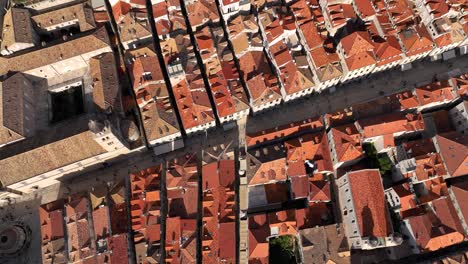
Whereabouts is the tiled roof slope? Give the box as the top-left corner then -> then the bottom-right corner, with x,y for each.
90,53 -> 123,113
32,3 -> 96,32
1,8 -> 35,53
0,27 -> 110,76
128,46 -> 181,142
409,197 -> 465,251
436,132 -> 468,177
347,169 -> 393,238
0,131 -> 106,186
0,72 -> 34,140
451,181 -> 468,226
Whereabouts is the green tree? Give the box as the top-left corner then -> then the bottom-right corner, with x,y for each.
269,235 -> 297,264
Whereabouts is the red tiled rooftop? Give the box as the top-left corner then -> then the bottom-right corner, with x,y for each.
246,116 -> 323,147
295,202 -> 331,230
130,55 -> 164,90
408,197 -> 464,251
66,194 -> 89,222
399,26 -> 434,57
354,0 -> 376,18
285,132 -> 333,172
110,204 -> 128,234
92,207 -> 110,240
108,234 -> 129,264
309,180 -> 331,202
202,160 -> 235,191
418,176 -> 449,204
330,124 -> 363,163
167,153 -> 198,188
436,132 -> 468,177
40,207 -> 65,242
263,182 -> 289,205
168,185 -> 198,218
451,181 -> 468,224
290,175 -> 309,199
415,80 -> 456,106
347,169 -> 393,238
248,156 -> 287,185
172,78 -> 215,130
358,112 -> 425,138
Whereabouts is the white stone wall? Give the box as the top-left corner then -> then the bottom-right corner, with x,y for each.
449,101 -> 468,134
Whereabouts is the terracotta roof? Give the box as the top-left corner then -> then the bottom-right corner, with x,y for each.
90,53 -> 122,113
248,214 -> 269,264
374,36 -> 403,65
246,116 -> 323,147
165,217 -> 197,263
309,180 -> 331,202
0,131 -> 106,187
300,20 -> 324,49
416,152 -> 447,180
92,207 -> 110,240
117,14 -> 151,44
425,0 -> 450,18
358,112 -> 425,138
330,124 -> 363,163
451,181 -> 468,225
285,132 -> 333,172
409,197 -> 464,251
392,183 -> 416,213
399,26 -> 434,57
290,175 -> 309,199
166,153 -> 198,188
436,132 -> 468,177
0,27 -> 111,76
40,206 -> 65,242
325,3 -> 356,28
451,74 -> 468,96
32,3 -> 96,32
168,184 -> 198,218
415,80 -> 456,106
110,204 -> 128,234
202,160 -> 235,191
195,27 -> 244,119
107,234 -> 129,264
299,225 -> 350,264
172,77 -> 215,131
238,51 -> 281,104
1,8 -> 35,53
130,55 -> 165,89
42,238 -> 67,264
417,176 -> 449,204
347,169 -> 393,238
354,0 -> 376,18
0,72 -> 34,139
296,202 -> 331,229
111,0 -> 131,22
218,222 -> 236,260
247,145 -> 287,185
185,0 -> 219,29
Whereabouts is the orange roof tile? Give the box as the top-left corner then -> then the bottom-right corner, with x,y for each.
330,124 -> 363,163
358,112 -> 425,138
408,197 -> 464,251
347,169 -> 393,238
415,80 -> 456,106
246,116 -> 324,147
436,132 -> 468,177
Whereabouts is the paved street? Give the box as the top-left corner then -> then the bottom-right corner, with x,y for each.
246,54 -> 468,134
